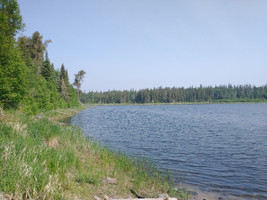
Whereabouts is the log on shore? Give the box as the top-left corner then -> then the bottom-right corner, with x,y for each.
94,194 -> 177,200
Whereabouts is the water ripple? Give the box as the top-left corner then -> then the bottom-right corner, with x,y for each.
71,103 -> 267,200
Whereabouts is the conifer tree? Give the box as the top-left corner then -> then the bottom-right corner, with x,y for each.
41,51 -> 52,80
59,64 -> 70,101
59,75 -> 67,101
73,70 -> 86,98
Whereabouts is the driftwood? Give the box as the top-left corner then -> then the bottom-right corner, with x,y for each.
94,194 -> 177,200
94,196 -> 102,200
55,111 -> 73,116
0,192 -> 12,200
100,177 -> 117,184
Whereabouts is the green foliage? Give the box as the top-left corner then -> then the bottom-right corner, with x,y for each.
0,0 -> 76,112
0,47 -> 27,108
0,116 -> 77,199
0,0 -> 27,108
73,70 -> 86,97
17,36 -> 33,66
60,64 -> 69,85
81,84 -> 267,104
17,31 -> 52,75
1,0 -> 185,199
67,85 -> 80,107
0,0 -> 24,39
28,31 -> 49,72
41,51 -> 52,80
59,64 -> 69,101
57,64 -> 80,107
0,0 -> 80,114
75,174 -> 99,185
19,59 -> 79,114
21,73 -> 68,115
0,109 -> 189,199
0,38 -> 27,109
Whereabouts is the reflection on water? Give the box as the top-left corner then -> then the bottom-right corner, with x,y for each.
71,103 -> 267,200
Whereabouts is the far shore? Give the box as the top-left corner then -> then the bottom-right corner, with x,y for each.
85,100 -> 267,107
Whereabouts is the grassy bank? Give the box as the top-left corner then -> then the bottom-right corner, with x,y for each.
0,107 -> 189,200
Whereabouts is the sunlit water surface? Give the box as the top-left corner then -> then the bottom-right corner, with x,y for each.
71,104 -> 267,200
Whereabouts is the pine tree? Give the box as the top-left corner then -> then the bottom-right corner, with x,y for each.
59,64 -> 70,101
41,51 -> 52,80
59,76 -> 67,101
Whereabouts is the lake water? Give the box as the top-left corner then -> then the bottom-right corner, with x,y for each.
71,103 -> 267,200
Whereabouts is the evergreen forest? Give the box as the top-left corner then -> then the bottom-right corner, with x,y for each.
0,0 -> 81,114
1,0 -> 266,112
81,84 -> 267,104
0,1 -> 266,199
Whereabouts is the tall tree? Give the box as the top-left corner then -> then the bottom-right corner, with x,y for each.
41,51 -> 52,80
60,64 -> 69,85
59,64 -> 69,101
18,31 -> 51,74
59,75 -> 67,101
73,70 -> 86,98
0,0 -> 24,39
17,36 -> 32,65
0,0 -> 26,108
28,31 -> 51,73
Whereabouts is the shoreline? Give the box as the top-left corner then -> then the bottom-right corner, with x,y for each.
69,105 -> 264,200
1,107 -> 189,199
44,107 -> 190,199
85,101 -> 267,107
68,107 -> 225,200
180,184 -> 237,200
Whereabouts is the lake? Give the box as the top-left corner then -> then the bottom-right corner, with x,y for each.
71,103 -> 267,200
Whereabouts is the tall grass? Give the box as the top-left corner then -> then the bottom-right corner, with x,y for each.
0,109 -> 189,200
0,115 -> 77,199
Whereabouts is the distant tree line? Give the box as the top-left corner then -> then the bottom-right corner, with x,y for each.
80,84 -> 267,104
0,0 -> 84,114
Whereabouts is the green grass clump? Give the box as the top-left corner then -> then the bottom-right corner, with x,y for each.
0,108 -> 189,200
75,173 -> 99,185
0,115 -> 78,199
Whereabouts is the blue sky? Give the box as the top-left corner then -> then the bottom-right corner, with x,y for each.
18,0 -> 267,92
